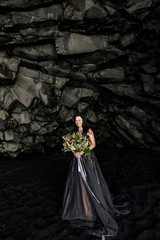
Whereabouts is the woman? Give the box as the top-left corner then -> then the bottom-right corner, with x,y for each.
61,113 -> 131,238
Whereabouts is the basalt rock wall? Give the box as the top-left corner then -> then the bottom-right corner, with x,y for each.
0,0 -> 160,157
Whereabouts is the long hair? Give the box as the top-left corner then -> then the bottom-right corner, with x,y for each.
73,112 -> 89,135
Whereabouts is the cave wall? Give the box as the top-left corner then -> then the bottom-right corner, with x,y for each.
0,0 -> 160,157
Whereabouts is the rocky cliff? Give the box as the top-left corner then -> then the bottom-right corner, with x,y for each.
0,0 -> 160,157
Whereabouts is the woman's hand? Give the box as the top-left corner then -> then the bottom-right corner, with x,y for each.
74,152 -> 80,158
74,151 -> 84,158
79,151 -> 84,156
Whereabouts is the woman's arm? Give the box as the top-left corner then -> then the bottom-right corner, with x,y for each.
87,128 -> 96,150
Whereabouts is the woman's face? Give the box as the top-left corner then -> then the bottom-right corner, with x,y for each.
75,116 -> 83,128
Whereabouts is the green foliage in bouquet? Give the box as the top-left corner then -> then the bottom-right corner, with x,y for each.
62,132 -> 90,155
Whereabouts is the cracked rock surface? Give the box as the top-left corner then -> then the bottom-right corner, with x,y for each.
0,0 -> 160,157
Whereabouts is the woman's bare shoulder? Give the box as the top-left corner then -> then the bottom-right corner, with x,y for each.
87,128 -> 94,135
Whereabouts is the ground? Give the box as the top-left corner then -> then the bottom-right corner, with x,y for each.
0,146 -> 160,240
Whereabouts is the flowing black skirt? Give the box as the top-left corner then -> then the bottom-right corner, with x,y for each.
61,151 -> 131,238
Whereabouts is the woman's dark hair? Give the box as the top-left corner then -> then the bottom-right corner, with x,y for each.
73,112 -> 89,135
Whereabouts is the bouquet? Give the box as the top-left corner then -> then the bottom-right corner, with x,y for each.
62,132 -> 90,155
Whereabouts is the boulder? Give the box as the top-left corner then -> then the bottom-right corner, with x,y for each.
3,142 -> 22,152
0,131 -> 3,140
3,93 -> 18,111
11,4 -> 62,26
0,86 -> 6,101
86,109 -> 97,123
95,67 -> 125,81
60,88 -> 80,108
30,122 -> 41,132
60,87 -> 95,108
55,33 -> 108,55
4,130 -> 21,142
77,102 -> 89,112
12,111 -> 31,124
126,0 -> 153,14
0,0 -> 54,8
85,3 -> 108,20
0,55 -> 20,85
0,120 -> 5,131
121,33 -> 136,47
0,26 -> 58,46
0,110 -> 8,120
10,44 -> 57,61
69,0 -> 85,11
142,60 -> 158,73
140,74 -> 155,95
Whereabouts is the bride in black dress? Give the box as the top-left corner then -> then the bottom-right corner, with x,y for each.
61,113 -> 131,238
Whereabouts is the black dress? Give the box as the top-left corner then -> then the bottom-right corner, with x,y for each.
61,150 -> 131,238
